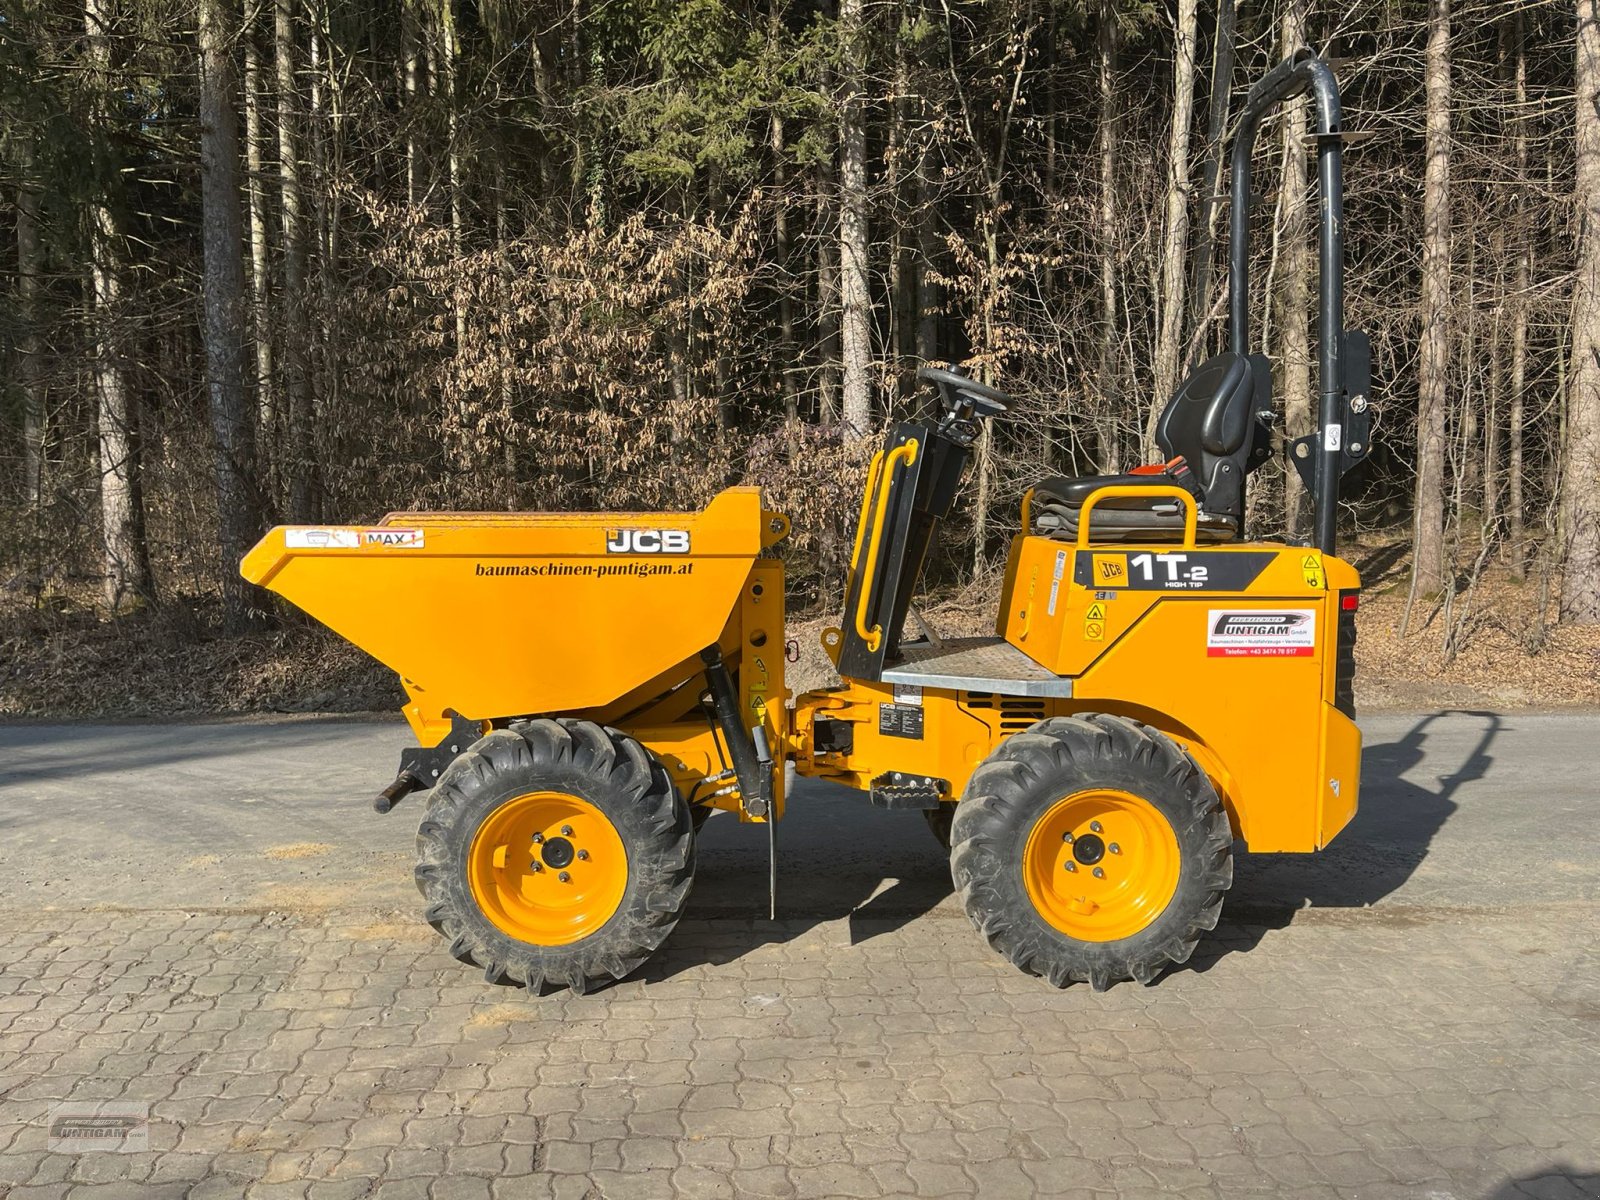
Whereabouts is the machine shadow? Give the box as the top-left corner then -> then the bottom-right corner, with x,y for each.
638,710 -> 1502,988
1180,709 -> 1502,978
1481,1166 -> 1600,1199
645,777 -> 957,982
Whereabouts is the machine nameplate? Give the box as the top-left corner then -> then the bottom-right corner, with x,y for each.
879,703 -> 925,739
1075,550 -> 1274,592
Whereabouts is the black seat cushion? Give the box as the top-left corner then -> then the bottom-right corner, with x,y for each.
1030,351 -> 1256,542
1033,472 -> 1193,508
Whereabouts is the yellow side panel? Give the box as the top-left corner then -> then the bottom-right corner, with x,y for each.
240,487 -> 765,720
1069,599 -> 1325,851
1317,705 -> 1362,846
993,535 -> 1363,853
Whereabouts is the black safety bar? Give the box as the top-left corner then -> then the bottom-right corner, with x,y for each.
1229,49 -> 1346,555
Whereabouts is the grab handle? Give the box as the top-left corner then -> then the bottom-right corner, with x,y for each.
854,438 -> 919,651
1075,485 -> 1198,549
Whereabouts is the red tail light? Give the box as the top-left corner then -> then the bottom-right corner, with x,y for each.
1341,593 -> 1360,611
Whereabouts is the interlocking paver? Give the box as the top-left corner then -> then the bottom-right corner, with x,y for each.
5,717 -> 1600,1197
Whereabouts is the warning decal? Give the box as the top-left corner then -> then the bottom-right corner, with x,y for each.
1206,609 -> 1317,658
285,528 -> 360,550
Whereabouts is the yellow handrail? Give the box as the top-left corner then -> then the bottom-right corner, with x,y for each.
854,438 -> 920,651
1019,486 -> 1036,533
850,450 -> 886,571
1075,484 -> 1199,548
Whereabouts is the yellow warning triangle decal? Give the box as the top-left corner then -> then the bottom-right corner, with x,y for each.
1086,603 -> 1106,621
1301,553 -> 1320,569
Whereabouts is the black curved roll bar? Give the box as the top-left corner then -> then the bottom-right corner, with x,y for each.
1229,50 -> 1350,556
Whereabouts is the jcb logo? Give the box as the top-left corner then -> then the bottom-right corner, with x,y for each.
606,528 -> 690,554
1092,554 -> 1128,586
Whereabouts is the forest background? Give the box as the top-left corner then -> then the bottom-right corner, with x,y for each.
3,0 -> 1599,716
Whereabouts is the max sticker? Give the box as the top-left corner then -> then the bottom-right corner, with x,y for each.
1206,609 -> 1316,657
364,528 -> 424,548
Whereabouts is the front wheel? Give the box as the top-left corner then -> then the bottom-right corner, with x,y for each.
950,714 -> 1233,990
414,719 -> 694,995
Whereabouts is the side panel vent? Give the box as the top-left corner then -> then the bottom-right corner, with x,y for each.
1335,591 -> 1358,718
999,698 -> 1046,731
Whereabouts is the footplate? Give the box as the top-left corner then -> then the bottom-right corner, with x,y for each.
868,772 -> 949,810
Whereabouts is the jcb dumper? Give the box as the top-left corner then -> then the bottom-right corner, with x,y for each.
243,52 -> 1369,993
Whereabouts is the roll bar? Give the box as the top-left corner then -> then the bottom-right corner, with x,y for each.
1228,50 -> 1351,556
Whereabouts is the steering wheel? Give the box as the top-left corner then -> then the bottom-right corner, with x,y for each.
916,366 -> 1012,419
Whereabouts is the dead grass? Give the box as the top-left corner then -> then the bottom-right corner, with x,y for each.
0,586 -> 401,719
4,538 -> 1596,720
1349,537 -> 1600,710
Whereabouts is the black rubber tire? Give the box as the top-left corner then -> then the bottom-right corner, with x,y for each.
414,719 -> 694,995
923,805 -> 955,850
949,713 -> 1233,991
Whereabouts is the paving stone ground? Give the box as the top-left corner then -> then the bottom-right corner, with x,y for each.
1,712 -> 1597,1198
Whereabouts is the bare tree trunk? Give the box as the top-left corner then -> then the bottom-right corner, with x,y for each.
1562,0 -> 1600,621
1413,0 -> 1452,594
84,0 -> 153,612
1485,227 -> 1503,536
1277,0 -> 1311,538
200,0 -> 264,631
275,0 -> 316,519
242,1 -> 275,509
16,139 -> 44,509
915,139 -> 939,368
1096,0 -> 1121,474
817,154 -> 841,424
1508,8 -> 1530,579
436,0 -> 466,354
771,107 -> 799,443
1150,0 -> 1198,446
1187,0 -> 1234,348
839,0 -> 872,436
403,0 -> 421,205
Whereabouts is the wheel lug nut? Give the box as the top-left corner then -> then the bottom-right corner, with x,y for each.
1109,843 -> 1121,854
1090,821 -> 1103,833
1092,867 -> 1105,879
531,832 -> 544,844
1064,861 -> 1077,872
561,826 -> 574,837
529,861 -> 542,872
558,871 -> 571,883
577,849 -> 590,861
1061,832 -> 1074,843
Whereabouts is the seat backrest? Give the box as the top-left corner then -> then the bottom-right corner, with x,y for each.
1154,351 -> 1256,522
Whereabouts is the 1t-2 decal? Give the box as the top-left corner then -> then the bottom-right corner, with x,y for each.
1129,553 -> 1208,588
1073,550 -> 1275,592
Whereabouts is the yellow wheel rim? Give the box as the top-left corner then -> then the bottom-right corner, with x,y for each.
1022,789 -> 1181,942
467,791 -> 628,946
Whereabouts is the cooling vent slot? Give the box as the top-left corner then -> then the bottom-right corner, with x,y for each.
999,698 -> 1047,731
963,692 -> 1046,730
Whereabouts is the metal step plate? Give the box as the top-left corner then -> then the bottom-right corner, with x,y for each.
879,637 -> 1074,698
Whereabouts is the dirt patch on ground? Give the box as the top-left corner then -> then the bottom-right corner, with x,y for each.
264,842 -> 335,861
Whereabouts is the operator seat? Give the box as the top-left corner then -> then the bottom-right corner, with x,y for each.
1032,351 -> 1271,542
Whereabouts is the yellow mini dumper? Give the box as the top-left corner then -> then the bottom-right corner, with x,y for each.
243,52 -> 1369,993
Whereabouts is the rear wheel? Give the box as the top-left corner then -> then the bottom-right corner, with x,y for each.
950,714 -> 1232,990
415,719 -> 693,994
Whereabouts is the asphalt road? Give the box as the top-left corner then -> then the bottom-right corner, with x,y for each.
0,709 -> 1594,922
